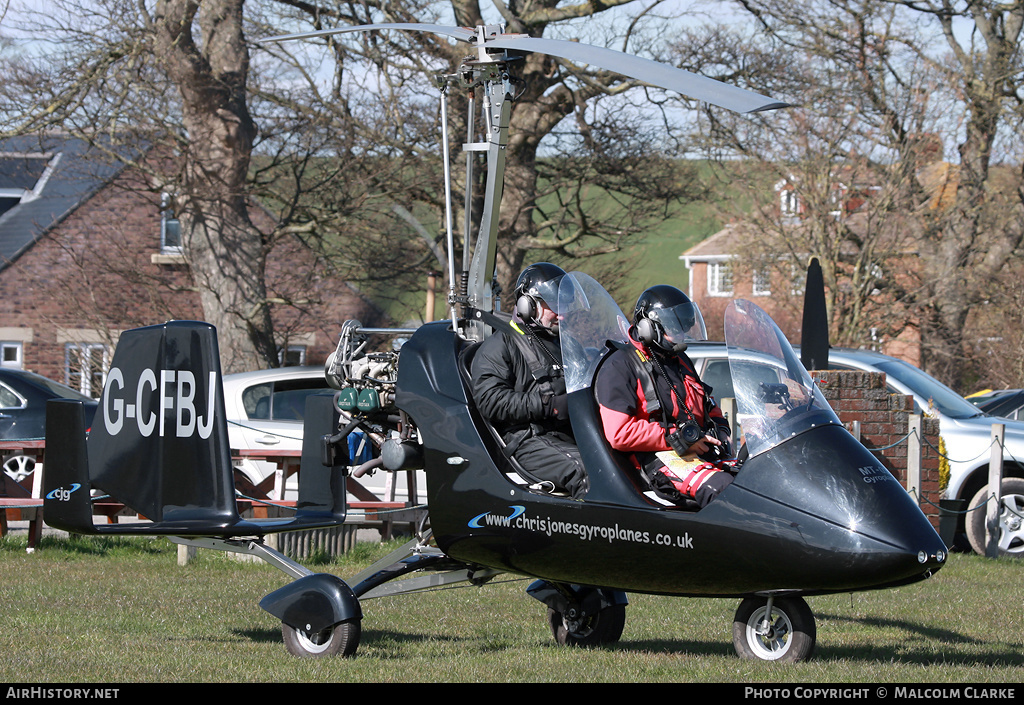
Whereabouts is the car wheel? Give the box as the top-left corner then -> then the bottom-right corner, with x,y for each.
966,478 -> 1024,558
2,454 -> 35,484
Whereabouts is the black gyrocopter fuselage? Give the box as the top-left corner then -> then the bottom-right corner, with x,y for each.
395,274 -> 945,599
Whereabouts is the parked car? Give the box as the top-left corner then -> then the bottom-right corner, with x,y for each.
221,366 -> 419,503
1,368 -> 99,483
970,389 -> 1024,421
684,342 -> 1024,556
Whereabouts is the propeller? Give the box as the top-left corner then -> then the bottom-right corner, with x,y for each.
800,257 -> 829,371
261,23 -> 789,114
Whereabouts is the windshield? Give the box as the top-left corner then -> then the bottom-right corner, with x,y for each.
868,358 -> 983,420
725,299 -> 841,457
557,272 -> 631,393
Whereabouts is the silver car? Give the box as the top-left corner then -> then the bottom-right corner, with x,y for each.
685,342 -> 1024,557
222,366 -> 420,504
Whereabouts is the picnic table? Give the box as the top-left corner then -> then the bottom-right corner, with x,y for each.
233,448 -> 426,539
0,440 -> 45,548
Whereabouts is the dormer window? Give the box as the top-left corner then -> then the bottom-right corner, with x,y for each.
0,151 -> 57,216
780,188 -> 799,217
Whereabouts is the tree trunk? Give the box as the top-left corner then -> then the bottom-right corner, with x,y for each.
153,0 -> 277,372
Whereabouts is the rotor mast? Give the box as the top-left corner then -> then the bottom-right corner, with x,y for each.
436,25 -> 522,340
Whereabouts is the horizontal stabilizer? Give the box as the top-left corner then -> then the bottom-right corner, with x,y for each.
42,320 -> 348,537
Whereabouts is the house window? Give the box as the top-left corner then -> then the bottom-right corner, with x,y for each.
64,343 -> 108,398
780,188 -> 799,217
708,261 -> 734,297
1,341 -> 23,369
752,266 -> 772,297
160,192 -> 182,254
790,262 -> 807,297
279,346 -> 307,367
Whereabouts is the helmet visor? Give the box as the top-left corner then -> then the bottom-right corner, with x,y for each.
524,276 -> 565,314
649,302 -> 707,344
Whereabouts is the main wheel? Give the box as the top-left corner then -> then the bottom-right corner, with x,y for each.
547,604 -> 626,647
733,596 -> 816,663
281,619 -> 361,658
966,478 -> 1024,558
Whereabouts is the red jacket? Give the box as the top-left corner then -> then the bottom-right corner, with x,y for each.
594,338 -> 728,456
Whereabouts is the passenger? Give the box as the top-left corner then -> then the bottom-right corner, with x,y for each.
470,263 -> 588,498
594,285 -> 733,507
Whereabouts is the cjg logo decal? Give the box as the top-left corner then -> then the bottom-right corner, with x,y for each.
469,505 -> 525,528
46,483 -> 82,502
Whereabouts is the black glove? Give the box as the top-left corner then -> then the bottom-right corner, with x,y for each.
549,394 -> 569,418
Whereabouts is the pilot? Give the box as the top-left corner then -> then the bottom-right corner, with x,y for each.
471,262 -> 587,498
594,285 -> 733,508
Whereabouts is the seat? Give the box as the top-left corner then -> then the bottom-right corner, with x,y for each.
456,340 -> 568,496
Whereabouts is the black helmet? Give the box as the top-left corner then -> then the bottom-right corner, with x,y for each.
514,262 -> 566,326
632,285 -> 707,354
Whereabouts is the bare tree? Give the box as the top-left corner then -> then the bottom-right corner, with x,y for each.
264,0 -> 712,297
684,0 -> 1024,390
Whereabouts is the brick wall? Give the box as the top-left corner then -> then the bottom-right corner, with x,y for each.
814,369 -> 943,530
1,164 -> 387,381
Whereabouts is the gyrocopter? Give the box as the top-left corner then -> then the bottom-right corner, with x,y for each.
41,22 -> 946,664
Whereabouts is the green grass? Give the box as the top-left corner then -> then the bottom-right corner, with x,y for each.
1,534 -> 1021,683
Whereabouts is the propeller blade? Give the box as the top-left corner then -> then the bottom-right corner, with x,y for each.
488,36 -> 788,113
800,257 -> 829,371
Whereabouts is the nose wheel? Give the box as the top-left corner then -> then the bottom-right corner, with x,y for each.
733,595 -> 816,662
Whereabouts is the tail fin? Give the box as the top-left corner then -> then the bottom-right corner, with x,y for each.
43,320 -> 348,536
42,399 -> 96,534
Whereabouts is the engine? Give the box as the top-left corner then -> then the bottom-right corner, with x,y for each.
323,320 -> 420,473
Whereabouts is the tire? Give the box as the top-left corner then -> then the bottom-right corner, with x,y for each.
966,478 -> 1024,558
547,604 -> 626,647
733,596 -> 816,663
281,619 -> 361,658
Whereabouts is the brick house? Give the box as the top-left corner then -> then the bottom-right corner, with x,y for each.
0,133 -> 386,393
679,177 -> 923,367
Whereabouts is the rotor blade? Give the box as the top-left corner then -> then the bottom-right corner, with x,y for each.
259,23 -> 477,45
488,36 -> 788,113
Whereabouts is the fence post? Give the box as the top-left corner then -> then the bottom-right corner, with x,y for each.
987,424 -> 1005,559
848,420 -> 861,441
907,413 -> 922,502
722,397 -> 737,447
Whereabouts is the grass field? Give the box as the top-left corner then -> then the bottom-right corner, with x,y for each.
1,533 -> 1021,684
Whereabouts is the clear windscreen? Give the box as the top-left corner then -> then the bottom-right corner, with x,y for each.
557,272 -> 631,394
725,299 -> 841,457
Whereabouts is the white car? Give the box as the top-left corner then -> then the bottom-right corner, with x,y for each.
685,342 -> 1024,557
222,366 -> 413,503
